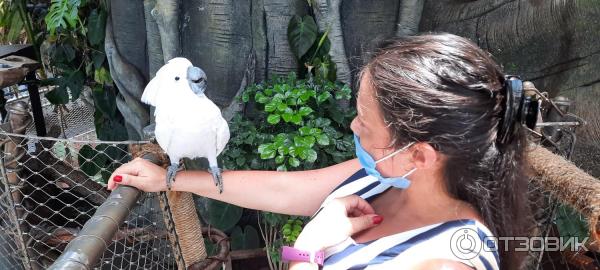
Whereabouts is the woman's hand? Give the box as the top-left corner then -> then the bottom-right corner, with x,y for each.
293,195 -> 383,252
106,157 -> 168,192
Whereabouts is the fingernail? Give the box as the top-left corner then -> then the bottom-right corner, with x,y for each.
372,215 -> 383,225
114,175 -> 122,183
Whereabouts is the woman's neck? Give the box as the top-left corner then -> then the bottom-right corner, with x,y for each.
351,172 -> 481,243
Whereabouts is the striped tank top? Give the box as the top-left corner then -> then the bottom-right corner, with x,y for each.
313,169 -> 500,270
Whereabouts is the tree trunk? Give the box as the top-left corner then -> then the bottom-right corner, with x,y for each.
312,0 -> 351,85
109,0 -> 149,81
341,0 -> 400,85
396,0 -> 425,37
181,0 -> 253,107
144,0 -> 164,79
263,1 -> 308,77
105,15 -> 150,140
152,0 -> 181,62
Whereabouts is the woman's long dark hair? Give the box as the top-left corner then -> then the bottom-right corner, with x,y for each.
365,33 -> 531,269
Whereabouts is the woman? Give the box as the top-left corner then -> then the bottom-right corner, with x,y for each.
108,33 -> 531,269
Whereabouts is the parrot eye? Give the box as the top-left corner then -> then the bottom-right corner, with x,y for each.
175,76 -> 180,81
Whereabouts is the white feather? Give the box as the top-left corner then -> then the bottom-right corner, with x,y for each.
141,57 -> 230,167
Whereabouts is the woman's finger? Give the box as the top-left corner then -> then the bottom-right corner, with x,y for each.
347,214 -> 381,235
107,159 -> 148,190
337,195 -> 376,216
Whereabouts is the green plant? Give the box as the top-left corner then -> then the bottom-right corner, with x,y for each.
258,211 -> 289,270
220,72 -> 355,268
282,217 -> 304,244
288,15 -> 336,82
223,72 -> 354,172
0,0 -> 37,45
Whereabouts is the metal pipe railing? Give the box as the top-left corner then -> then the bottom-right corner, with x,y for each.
48,153 -> 159,270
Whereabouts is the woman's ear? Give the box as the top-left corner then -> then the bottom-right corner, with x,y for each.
411,143 -> 440,170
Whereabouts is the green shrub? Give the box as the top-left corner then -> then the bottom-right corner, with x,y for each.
222,72 -> 355,172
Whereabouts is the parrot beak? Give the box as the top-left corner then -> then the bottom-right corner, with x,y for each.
187,66 -> 207,96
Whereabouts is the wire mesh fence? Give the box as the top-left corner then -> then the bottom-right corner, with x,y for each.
0,86 -> 178,269
0,132 -> 177,269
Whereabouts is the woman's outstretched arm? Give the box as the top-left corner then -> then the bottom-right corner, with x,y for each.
107,158 -> 360,216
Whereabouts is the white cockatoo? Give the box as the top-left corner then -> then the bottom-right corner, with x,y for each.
141,57 -> 230,193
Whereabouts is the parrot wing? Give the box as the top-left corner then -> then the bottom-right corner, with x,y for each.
215,116 -> 230,156
153,106 -> 179,161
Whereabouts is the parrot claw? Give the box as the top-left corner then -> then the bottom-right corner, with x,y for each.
165,164 -> 180,190
209,166 -> 223,193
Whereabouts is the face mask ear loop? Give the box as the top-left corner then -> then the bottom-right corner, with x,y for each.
402,167 -> 417,178
374,142 -> 415,164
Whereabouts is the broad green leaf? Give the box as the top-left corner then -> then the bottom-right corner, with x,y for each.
265,102 -> 277,112
66,70 -> 85,100
267,114 -> 281,124
91,50 -> 105,69
306,149 -> 317,163
259,144 -> 276,159
94,67 -> 112,85
299,126 -> 311,136
299,106 -> 313,116
92,85 -> 116,118
302,30 -> 331,65
317,91 -> 331,103
45,86 -> 69,104
303,136 -> 316,147
291,114 -> 302,124
255,92 -> 269,103
287,15 -> 318,60
197,198 -> 243,232
94,116 -> 128,141
45,0 -> 82,35
282,112 -> 293,122
275,155 -> 285,164
288,157 -> 300,167
296,147 -> 308,159
230,225 -> 260,250
277,103 -> 288,111
87,9 -> 106,46
316,134 -> 329,146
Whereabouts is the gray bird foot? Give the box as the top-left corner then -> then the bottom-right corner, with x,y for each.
209,166 -> 223,193
165,164 -> 181,190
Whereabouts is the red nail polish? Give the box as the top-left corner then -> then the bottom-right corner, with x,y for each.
372,215 -> 383,225
114,175 -> 122,182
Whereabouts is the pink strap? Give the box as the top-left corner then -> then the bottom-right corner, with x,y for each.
281,246 -> 325,266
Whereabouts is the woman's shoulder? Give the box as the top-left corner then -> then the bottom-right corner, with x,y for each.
373,219 -> 500,270
323,219 -> 499,270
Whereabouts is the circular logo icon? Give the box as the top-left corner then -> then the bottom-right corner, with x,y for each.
450,228 -> 482,260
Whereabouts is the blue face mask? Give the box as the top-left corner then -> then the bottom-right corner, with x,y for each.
354,134 -> 416,189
